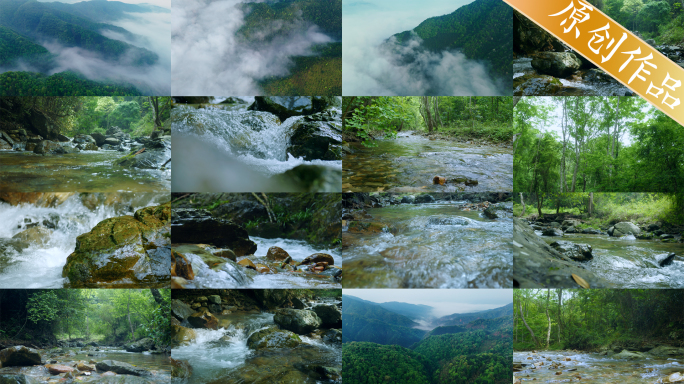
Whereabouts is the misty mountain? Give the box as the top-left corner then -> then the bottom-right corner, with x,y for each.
41,0 -> 169,23
389,0 -> 512,89
424,315 -> 513,338
377,301 -> 434,321
433,302 -> 513,327
0,24 -> 52,68
342,295 -> 426,347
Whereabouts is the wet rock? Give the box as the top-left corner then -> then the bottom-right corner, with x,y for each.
483,203 -> 513,219
401,195 -> 415,204
246,326 -> 302,350
614,350 -> 647,359
172,299 -> 195,322
274,309 -> 322,334
313,304 -> 341,327
549,241 -> 593,262
46,364 -> 74,374
171,250 -> 194,280
531,52 -> 581,77
248,96 -> 339,121
171,324 -> 197,346
561,219 -> 581,229
125,337 -> 154,352
33,140 -> 65,154
12,226 -> 52,247
114,138 -> 171,169
95,360 -> 150,376
170,358 -> 193,379
652,253 -> 676,267
78,143 -> 99,151
542,228 -> 563,237
611,222 -> 640,237
212,249 -> 237,261
77,362 -> 96,372
187,310 -> 218,330
0,374 -> 38,384
565,225 -> 578,233
300,253 -> 334,265
274,164 -> 342,192
73,134 -> 96,145
513,73 -> 562,96
514,10 -> 565,54
208,295 -> 221,304
414,194 -> 435,204
323,329 -> 342,344
237,258 -> 257,270
291,297 -> 305,309
287,120 -> 342,161
212,200 -> 267,223
171,209 -> 257,256
266,246 -> 290,261
90,132 -> 106,146
104,138 -> 121,146
0,346 -> 42,367
581,227 -> 601,234
61,203 -> 171,287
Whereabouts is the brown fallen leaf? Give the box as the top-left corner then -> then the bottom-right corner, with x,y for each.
572,273 -> 590,288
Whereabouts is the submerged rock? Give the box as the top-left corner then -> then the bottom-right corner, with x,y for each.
652,253 -> 676,267
549,241 -> 593,262
171,209 -> 257,256
95,360 -> 150,376
246,326 -> 302,350
483,203 -> 513,219
0,346 -> 41,367
170,324 -> 197,347
274,309 -> 322,334
170,358 -> 193,379
62,203 -> 171,287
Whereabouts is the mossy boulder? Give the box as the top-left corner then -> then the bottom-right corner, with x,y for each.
246,326 -> 301,350
0,346 -> 41,367
171,209 -> 257,256
273,309 -> 322,334
62,203 -> 171,287
513,73 -> 562,96
248,97 -> 339,121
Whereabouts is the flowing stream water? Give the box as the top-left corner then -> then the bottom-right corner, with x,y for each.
343,201 -> 513,288
539,232 -> 684,288
171,104 -> 342,191
514,350 -> 684,384
343,132 -> 513,192
0,193 -> 169,288
172,310 -> 341,384
176,237 -> 342,289
0,150 -> 170,192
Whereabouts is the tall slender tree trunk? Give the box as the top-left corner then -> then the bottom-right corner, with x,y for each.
520,303 -> 539,347
520,193 -> 526,217
546,290 -> 551,349
127,293 -> 134,340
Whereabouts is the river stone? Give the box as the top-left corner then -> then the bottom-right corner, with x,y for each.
513,73 -> 562,96
90,132 -> 106,146
46,364 -> 73,374
274,164 -> 342,192
12,226 -> 52,247
61,203 -> 171,287
612,222 -> 640,237
614,350 -> 647,359
114,138 -> 170,169
266,246 -> 290,261
33,140 -> 64,154
549,241 -> 593,262
95,360 -> 150,376
582,228 -> 601,234
400,195 -> 415,204
323,329 -> 342,344
187,310 -> 218,330
300,253 -> 334,265
565,226 -> 578,233
287,118 -> 342,161
542,228 -> 563,237
171,209 -> 257,256
414,194 -> 435,204
649,346 -> 684,357
0,375 -> 38,384
73,134 -> 96,145
212,249 -> 237,261
274,309 -> 322,334
561,219 -> 581,229
483,203 -> 513,219
0,346 -> 42,367
77,362 -> 96,371
171,324 -> 197,347
104,138 -> 121,146
514,10 -> 565,54
248,96 -> 338,121
171,250 -> 194,280
246,326 -> 302,350
531,52 -> 581,77
652,253 -> 676,267
125,337 -> 154,353
313,304 -> 341,326
208,295 -> 221,304
170,358 -> 193,379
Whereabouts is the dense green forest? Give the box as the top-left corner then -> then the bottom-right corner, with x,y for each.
0,96 -> 171,138
0,71 -> 143,96
514,96 -> 684,196
514,192 -> 684,226
0,289 -> 170,348
514,289 -> 684,351
342,296 -> 513,384
342,96 -> 514,145
587,0 -> 684,44
391,0 -> 512,89
0,25 -> 52,68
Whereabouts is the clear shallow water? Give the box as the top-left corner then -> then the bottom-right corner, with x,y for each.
0,151 -> 170,192
0,193 -> 169,288
342,132 -> 513,192
514,350 -> 684,384
172,311 -> 341,384
170,105 -> 342,181
540,233 -> 684,288
179,237 -> 342,289
343,202 -> 513,288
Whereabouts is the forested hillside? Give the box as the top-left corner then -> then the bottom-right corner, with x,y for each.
433,303 -> 514,326
0,71 -> 143,96
343,297 -> 513,384
587,0 -> 684,44
391,0 -> 512,88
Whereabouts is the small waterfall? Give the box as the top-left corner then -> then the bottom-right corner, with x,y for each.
0,193 -> 168,288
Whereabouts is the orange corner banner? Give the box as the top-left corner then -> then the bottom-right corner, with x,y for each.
507,0 -> 684,124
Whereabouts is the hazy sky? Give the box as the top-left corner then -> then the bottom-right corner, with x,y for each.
38,0 -> 170,9
345,289 -> 512,318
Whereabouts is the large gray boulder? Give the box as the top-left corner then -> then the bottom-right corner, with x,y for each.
313,304 -> 342,326
125,338 -> 154,353
531,52 -> 582,77
273,309 -> 322,334
483,202 -> 513,219
171,209 -> 256,256
614,350 -> 647,360
95,360 -> 150,376
611,222 -> 640,237
542,228 -> 563,237
549,241 -> 593,262
33,140 -> 64,155
171,299 -> 195,321
0,346 -> 41,367
287,113 -> 342,161
248,97 -> 339,121
246,326 -> 301,350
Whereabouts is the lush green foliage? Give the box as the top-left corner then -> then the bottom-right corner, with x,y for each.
343,296 -> 425,347
597,0 -> 683,41
392,0 -> 512,87
343,342 -> 433,384
70,96 -> 170,136
343,96 -> 514,145
0,71 -> 143,96
514,289 -> 684,351
0,25 -> 52,68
